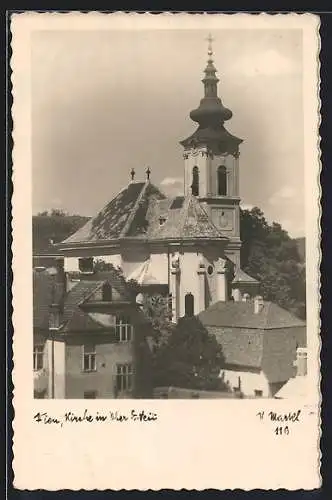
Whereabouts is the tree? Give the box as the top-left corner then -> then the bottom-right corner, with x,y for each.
33,212 -> 89,251
153,316 -> 229,391
240,207 -> 306,319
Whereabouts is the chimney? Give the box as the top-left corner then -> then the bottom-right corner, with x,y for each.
295,347 -> 307,377
242,293 -> 250,303
254,295 -> 264,314
55,257 -> 66,298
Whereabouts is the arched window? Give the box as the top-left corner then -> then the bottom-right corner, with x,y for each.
185,293 -> 194,317
102,282 -> 113,301
191,166 -> 199,196
217,165 -> 227,196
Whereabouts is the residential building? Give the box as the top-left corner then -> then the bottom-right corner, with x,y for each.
198,296 -> 306,397
33,261 -> 153,399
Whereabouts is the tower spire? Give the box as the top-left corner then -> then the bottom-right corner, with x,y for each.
180,34 -> 242,156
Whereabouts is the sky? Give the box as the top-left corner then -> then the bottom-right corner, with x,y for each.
32,28 -> 304,237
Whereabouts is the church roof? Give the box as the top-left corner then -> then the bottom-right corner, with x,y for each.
58,181 -> 227,247
232,268 -> 259,284
143,193 -> 227,240
61,181 -> 165,245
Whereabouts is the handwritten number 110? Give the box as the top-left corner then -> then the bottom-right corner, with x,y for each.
275,426 -> 289,436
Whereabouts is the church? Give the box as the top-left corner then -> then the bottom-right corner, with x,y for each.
56,36 -> 260,321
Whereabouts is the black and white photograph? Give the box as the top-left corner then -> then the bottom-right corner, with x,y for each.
11,12 -> 320,490
31,26 -> 310,400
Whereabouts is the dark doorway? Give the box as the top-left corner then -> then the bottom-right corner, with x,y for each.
185,293 -> 194,316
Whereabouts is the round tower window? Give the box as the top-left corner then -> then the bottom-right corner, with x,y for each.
207,265 -> 214,275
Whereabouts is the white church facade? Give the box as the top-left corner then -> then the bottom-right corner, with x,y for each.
56,38 -> 259,321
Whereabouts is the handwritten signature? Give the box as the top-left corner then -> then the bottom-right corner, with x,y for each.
256,409 -> 301,436
257,410 -> 301,423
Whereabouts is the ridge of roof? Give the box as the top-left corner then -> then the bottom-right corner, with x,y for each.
119,181 -> 150,237
59,181 -> 147,245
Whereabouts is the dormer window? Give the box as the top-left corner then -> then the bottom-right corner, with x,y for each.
78,257 -> 94,273
102,282 -> 113,301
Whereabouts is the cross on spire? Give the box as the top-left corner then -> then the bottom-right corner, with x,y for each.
146,167 -> 151,181
206,33 -> 214,58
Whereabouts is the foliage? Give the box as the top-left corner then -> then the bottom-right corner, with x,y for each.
153,316 -> 229,391
240,207 -> 306,319
33,212 -> 89,251
141,294 -> 174,350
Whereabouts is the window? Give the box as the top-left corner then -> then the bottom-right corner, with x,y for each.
217,165 -> 227,196
115,315 -> 133,342
83,344 -> 96,372
185,293 -> 194,317
34,390 -> 46,399
254,390 -> 263,397
84,391 -> 97,399
116,364 -> 133,393
102,282 -> 113,301
191,166 -> 199,196
78,257 -> 94,273
207,265 -> 214,275
33,344 -> 44,371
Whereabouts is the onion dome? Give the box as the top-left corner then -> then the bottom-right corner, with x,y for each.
180,34 -> 242,155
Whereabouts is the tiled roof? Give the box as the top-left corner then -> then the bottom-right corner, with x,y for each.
198,300 -> 305,330
58,181 -> 226,245
33,265 -> 134,333
144,193 -> 227,240
200,300 -> 306,383
207,326 -> 263,368
61,182 -> 151,244
61,281 -> 104,332
232,268 -> 259,284
67,269 -> 133,301
207,324 -> 302,382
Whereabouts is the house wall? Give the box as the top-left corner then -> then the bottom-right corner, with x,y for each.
262,326 -> 306,384
220,367 -> 270,397
149,252 -> 169,284
64,254 -> 122,273
176,251 -> 201,316
46,338 -> 66,398
33,332 -> 49,397
65,333 -> 134,399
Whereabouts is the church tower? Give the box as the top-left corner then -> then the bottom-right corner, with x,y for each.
180,35 -> 242,270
